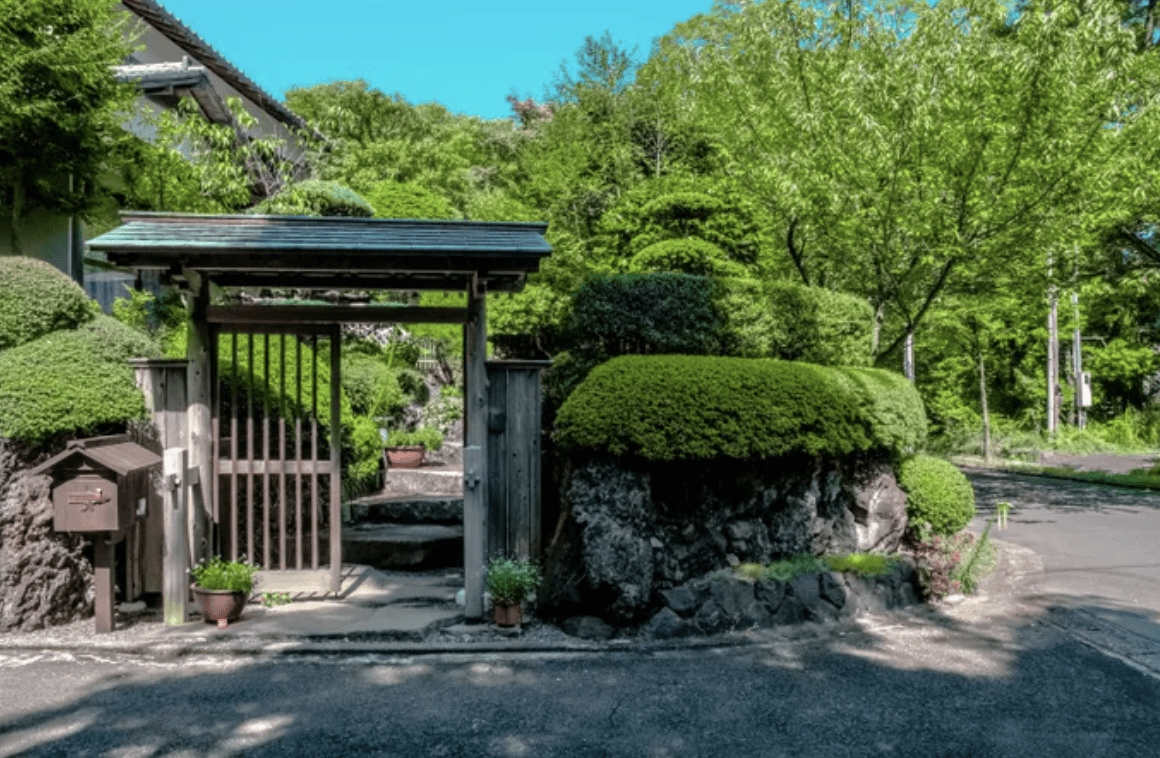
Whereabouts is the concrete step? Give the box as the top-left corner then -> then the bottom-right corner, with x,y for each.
383,466 -> 463,497
348,494 -> 463,525
341,523 -> 463,570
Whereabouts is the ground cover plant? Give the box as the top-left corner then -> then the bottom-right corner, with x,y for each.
908,522 -> 998,599
732,552 -> 901,583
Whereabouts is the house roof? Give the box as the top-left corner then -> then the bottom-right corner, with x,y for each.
114,61 -> 233,124
121,0 -> 308,132
87,212 -> 553,292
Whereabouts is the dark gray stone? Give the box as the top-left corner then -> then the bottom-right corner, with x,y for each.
847,460 -> 909,552
755,580 -> 786,614
562,615 -> 616,640
0,440 -> 93,632
819,572 -> 848,609
642,607 -> 694,640
694,600 -> 728,635
660,586 -> 700,618
787,574 -> 821,607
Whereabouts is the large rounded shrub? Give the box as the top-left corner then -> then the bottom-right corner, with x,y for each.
0,315 -> 160,446
0,256 -> 95,351
342,352 -> 405,418
896,455 -> 976,536
365,181 -> 458,220
628,238 -> 749,278
555,355 -> 925,461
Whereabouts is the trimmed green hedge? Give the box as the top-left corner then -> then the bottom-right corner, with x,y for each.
628,238 -> 749,278
0,256 -> 96,351
342,352 -> 405,419
897,454 -> 976,536
0,316 -> 160,445
766,282 -> 874,367
554,355 -> 926,461
250,180 -> 374,217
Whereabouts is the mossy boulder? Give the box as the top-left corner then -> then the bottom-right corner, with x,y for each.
0,256 -> 96,352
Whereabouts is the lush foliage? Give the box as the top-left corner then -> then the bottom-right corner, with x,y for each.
0,256 -> 96,351
766,283 -> 874,367
385,426 -> 444,451
909,522 -> 997,599
342,352 -> 406,419
365,181 -> 459,220
897,455 -> 977,536
555,355 -> 925,461
485,557 -> 542,603
0,315 -> 160,446
111,287 -> 187,358
250,179 -> 374,217
628,237 -> 748,278
190,556 -> 260,593
0,0 -> 135,252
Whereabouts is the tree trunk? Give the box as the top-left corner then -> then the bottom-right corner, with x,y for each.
903,330 -> 915,382
871,302 -> 885,355
10,172 -> 25,256
979,352 -> 991,464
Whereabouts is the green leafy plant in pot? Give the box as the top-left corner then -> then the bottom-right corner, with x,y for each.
485,556 -> 541,627
190,557 -> 259,624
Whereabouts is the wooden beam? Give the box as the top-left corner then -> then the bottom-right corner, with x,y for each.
463,274 -> 488,621
207,305 -> 469,325
329,326 -> 342,595
163,447 -> 190,626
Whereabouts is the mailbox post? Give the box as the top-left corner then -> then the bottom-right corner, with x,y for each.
31,435 -> 161,633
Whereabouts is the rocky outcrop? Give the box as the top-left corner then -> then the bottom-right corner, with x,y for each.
641,560 -> 920,639
541,453 -> 909,625
0,439 -> 93,632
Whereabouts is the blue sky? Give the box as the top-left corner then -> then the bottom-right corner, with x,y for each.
152,0 -> 715,122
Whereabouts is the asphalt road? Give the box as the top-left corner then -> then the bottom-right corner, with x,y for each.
4,472 -> 1160,757
965,470 -> 1160,614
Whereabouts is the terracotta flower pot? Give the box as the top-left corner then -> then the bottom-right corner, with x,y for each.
493,600 -> 522,627
191,584 -> 248,623
385,445 -> 425,469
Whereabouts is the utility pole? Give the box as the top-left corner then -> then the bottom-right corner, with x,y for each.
1072,292 -> 1085,430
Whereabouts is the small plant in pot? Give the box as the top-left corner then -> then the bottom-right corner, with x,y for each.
383,426 -> 444,468
190,557 -> 259,624
485,556 -> 541,627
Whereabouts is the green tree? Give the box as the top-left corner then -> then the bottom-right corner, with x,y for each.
0,0 -> 135,252
661,0 -> 1160,365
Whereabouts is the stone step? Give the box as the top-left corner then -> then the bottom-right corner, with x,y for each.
348,494 -> 463,525
383,466 -> 463,497
341,523 -> 463,570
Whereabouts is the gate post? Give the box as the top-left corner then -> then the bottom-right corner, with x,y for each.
463,275 -> 488,620
185,272 -> 214,567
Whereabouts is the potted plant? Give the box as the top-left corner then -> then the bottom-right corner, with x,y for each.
485,556 -> 541,627
190,556 -> 259,624
383,426 -> 444,469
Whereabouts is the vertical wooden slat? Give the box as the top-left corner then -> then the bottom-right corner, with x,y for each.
211,328 -> 220,555
247,333 -> 254,564
295,337 -> 303,569
230,333 -> 238,562
263,333 -> 271,570
329,328 -> 342,594
486,365 -> 506,558
310,335 -> 319,570
509,369 -> 531,559
530,368 -> 543,559
279,334 -> 287,570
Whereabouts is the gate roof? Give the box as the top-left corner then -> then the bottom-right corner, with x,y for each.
87,212 -> 552,292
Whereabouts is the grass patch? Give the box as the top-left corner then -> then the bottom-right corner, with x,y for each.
949,455 -> 1160,492
733,552 -> 900,583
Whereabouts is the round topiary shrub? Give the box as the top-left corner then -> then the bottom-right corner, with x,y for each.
342,352 -> 405,418
250,180 -> 375,217
896,454 -> 976,536
628,238 -> 749,278
0,256 -> 96,352
365,181 -> 458,220
0,315 -> 161,446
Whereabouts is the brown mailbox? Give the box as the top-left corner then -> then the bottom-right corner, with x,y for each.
31,434 -> 161,633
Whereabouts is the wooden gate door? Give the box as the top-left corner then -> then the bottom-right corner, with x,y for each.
485,360 -> 550,560
212,325 -> 343,594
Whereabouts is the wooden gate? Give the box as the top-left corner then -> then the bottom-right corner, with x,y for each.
486,360 -> 550,560
212,325 -> 343,593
